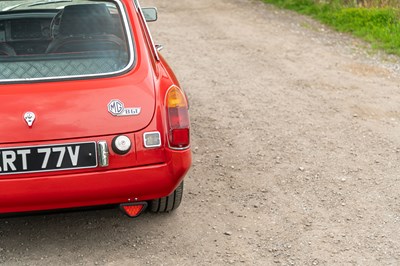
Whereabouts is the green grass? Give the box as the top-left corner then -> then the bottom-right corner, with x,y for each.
263,0 -> 400,56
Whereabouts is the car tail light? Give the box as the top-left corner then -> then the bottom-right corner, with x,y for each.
166,85 -> 190,149
120,202 -> 147,218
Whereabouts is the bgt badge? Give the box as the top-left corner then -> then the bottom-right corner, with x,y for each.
108,99 -> 141,117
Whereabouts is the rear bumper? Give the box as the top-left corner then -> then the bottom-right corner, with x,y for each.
0,149 -> 191,214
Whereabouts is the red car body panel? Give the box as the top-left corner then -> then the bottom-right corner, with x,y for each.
0,0 -> 191,214
0,149 -> 191,214
0,75 -> 156,143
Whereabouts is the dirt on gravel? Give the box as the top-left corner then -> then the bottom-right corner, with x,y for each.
1,0 -> 400,265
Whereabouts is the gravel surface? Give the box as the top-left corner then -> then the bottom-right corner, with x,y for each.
1,0 -> 400,265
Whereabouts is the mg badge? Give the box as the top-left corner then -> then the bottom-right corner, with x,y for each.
108,99 -> 125,115
108,99 -> 141,117
24,112 -> 36,127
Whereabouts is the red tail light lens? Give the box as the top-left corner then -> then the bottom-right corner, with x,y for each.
166,86 -> 190,149
171,128 -> 190,147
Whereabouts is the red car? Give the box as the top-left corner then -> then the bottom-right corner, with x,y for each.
0,0 -> 191,217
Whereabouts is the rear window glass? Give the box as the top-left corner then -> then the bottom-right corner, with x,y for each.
0,0 -> 133,82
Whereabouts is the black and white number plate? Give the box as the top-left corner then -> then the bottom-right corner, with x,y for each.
0,142 -> 97,175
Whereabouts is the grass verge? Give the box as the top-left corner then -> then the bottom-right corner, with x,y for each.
262,0 -> 400,56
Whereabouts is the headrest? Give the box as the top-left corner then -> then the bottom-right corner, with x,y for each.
59,4 -> 114,36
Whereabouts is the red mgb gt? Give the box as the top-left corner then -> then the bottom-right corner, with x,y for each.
0,0 -> 191,218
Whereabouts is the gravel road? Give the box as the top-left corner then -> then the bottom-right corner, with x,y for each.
1,0 -> 400,265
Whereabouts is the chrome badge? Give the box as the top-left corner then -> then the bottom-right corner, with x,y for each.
108,100 -> 141,117
23,111 -> 36,127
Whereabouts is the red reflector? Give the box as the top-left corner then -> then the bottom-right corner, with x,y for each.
171,128 -> 190,148
120,203 -> 147,218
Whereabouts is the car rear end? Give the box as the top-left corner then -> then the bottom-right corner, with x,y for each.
0,0 -> 191,217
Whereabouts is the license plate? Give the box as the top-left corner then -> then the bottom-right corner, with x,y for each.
0,142 -> 97,175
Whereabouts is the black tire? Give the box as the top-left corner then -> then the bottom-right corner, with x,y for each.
149,182 -> 184,213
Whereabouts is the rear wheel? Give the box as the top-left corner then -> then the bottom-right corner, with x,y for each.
149,182 -> 184,213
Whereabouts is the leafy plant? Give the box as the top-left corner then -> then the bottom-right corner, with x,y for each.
263,0 -> 400,55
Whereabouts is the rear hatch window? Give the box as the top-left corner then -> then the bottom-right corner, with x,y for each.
0,0 -> 133,82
